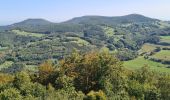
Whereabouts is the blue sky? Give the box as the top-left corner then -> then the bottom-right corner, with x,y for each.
0,0 -> 170,25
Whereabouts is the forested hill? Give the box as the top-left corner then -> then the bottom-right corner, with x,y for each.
13,19 -> 53,26
0,14 -> 160,33
64,14 -> 158,25
0,14 -> 170,67
0,14 -> 170,99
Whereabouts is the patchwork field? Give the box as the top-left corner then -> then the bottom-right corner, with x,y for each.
125,35 -> 170,73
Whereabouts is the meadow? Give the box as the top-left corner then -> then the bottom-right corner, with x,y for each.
160,36 -> 170,43
124,56 -> 170,73
12,30 -> 45,37
151,50 -> 170,61
125,35 -> 170,74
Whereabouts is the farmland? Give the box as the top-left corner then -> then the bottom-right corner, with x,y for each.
125,35 -> 170,73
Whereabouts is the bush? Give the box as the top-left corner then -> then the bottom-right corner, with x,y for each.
84,90 -> 107,100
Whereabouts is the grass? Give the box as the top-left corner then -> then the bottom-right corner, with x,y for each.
151,50 -> 170,61
124,56 -> 170,73
0,61 -> 14,70
160,36 -> 170,43
12,30 -> 45,37
139,43 -> 170,55
138,43 -> 157,54
131,42 -> 170,74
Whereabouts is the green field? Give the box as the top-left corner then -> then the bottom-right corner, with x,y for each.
160,36 -> 170,43
151,50 -> 170,61
125,36 -> 170,74
124,56 -> 170,73
12,30 -> 45,37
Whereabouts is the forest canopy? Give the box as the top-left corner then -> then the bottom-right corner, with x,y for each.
0,50 -> 169,100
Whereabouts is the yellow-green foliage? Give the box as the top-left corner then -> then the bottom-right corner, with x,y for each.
85,90 -> 107,100
12,30 -> 44,37
0,61 -> 14,70
102,26 -> 114,37
0,73 -> 14,84
67,37 -> 90,46
0,88 -> 22,100
38,60 -> 55,85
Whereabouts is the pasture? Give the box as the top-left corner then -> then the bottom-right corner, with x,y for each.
124,56 -> 170,73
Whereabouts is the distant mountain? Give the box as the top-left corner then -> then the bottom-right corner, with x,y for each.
12,19 -> 53,26
0,14 -> 164,33
0,19 -> 55,33
64,14 -> 158,25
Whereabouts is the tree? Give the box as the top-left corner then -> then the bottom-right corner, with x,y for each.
58,50 -> 128,99
157,75 -> 170,100
13,71 -> 31,89
0,88 -> 22,100
0,73 -> 14,84
128,65 -> 161,99
38,60 -> 56,85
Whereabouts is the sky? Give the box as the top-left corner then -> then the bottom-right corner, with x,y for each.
0,0 -> 170,25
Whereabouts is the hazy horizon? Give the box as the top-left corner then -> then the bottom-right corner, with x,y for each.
1,0 -> 170,25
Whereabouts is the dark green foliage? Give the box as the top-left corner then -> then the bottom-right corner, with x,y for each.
116,48 -> 138,61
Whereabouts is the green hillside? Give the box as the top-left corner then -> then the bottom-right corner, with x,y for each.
0,14 -> 170,100
0,14 -> 170,73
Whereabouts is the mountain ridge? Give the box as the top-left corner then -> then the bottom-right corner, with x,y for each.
0,14 -> 160,27
63,14 -> 159,25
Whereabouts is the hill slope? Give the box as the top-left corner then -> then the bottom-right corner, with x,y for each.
0,14 -> 170,68
64,14 -> 158,25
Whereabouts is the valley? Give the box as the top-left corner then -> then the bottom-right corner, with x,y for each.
0,14 -> 170,73
0,14 -> 170,99
2,0 -> 170,99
